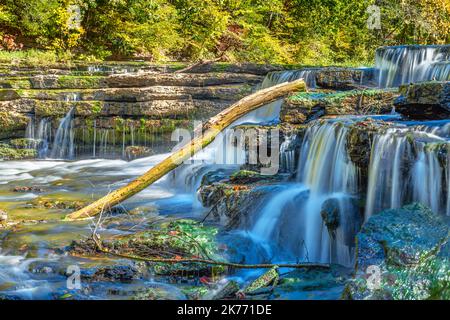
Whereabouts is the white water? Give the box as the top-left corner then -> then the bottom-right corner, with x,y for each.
248,121 -> 359,266
365,125 -> 450,218
50,107 -> 75,159
376,46 -> 450,87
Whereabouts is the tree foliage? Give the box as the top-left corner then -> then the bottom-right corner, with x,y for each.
0,0 -> 448,63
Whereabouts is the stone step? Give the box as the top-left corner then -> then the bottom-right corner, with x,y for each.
0,84 -> 252,102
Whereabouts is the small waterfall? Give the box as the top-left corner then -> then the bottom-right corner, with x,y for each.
242,69 -> 316,124
365,125 -> 450,218
280,134 -> 296,173
50,107 -> 75,159
25,117 -> 52,158
249,121 -> 359,266
375,45 -> 450,87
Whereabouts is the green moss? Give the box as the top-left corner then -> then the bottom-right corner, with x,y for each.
0,78 -> 32,89
0,146 -> 37,160
0,111 -> 29,131
9,138 -> 41,149
56,75 -> 104,89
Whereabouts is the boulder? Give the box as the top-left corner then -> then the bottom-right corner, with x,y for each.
343,203 -> 450,300
315,67 -> 376,90
320,198 -> 340,233
283,89 -> 397,124
394,81 -> 450,119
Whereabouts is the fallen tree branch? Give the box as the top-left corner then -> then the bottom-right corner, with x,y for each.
91,235 -> 329,270
65,79 -> 306,220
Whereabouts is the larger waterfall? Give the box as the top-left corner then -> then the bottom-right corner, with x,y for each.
376,45 -> 450,87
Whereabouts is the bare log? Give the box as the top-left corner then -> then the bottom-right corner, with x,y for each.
65,79 -> 306,220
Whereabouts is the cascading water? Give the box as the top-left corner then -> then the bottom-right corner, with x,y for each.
50,107 -> 75,159
248,121 -> 360,266
25,117 -> 52,158
244,69 -> 316,124
376,45 -> 450,87
365,124 -> 450,218
169,69 -> 314,194
280,134 -> 297,173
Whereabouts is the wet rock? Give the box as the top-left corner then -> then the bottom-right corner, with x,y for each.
0,145 -> 37,160
88,265 -> 141,282
28,197 -> 86,210
203,280 -> 240,300
321,198 -> 340,233
315,68 -> 376,90
9,138 -> 42,149
0,89 -> 20,101
283,89 -> 397,124
0,111 -> 29,139
229,170 -> 276,184
274,266 -> 351,300
394,81 -> 450,120
198,183 -> 283,229
243,267 -> 279,295
68,219 -> 225,278
13,186 -> 45,193
0,209 -> 8,224
343,203 -> 450,300
125,145 -> 152,160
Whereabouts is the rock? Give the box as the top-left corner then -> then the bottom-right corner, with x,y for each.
0,145 -> 37,160
106,72 -> 263,88
177,63 -> 284,75
68,219 -> 225,278
9,138 -> 42,149
0,209 -> 8,224
13,186 -> 45,193
125,146 -> 152,160
283,89 -> 397,123
198,183 -> 284,229
203,280 -> 240,300
243,267 -> 279,294
343,203 -> 450,300
315,67 -> 376,90
229,170 -> 276,184
28,197 -> 86,210
0,111 -> 29,139
88,265 -> 141,282
320,198 -> 340,234
0,89 -> 20,101
394,81 -> 450,120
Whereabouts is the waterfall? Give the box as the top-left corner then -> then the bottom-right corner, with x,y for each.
375,45 -> 450,87
365,125 -> 450,218
171,69 -> 315,193
25,117 -> 52,158
50,107 -> 75,159
242,69 -> 316,124
280,134 -> 296,173
249,121 -> 359,266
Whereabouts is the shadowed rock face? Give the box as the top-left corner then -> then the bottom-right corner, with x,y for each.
394,81 -> 450,120
343,203 -> 450,300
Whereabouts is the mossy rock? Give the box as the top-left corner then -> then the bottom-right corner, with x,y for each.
343,203 -> 450,300
69,219 -> 226,277
0,146 -> 37,160
0,89 -> 20,101
9,138 -> 42,149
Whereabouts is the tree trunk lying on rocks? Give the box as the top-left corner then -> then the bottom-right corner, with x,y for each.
65,79 -> 306,220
